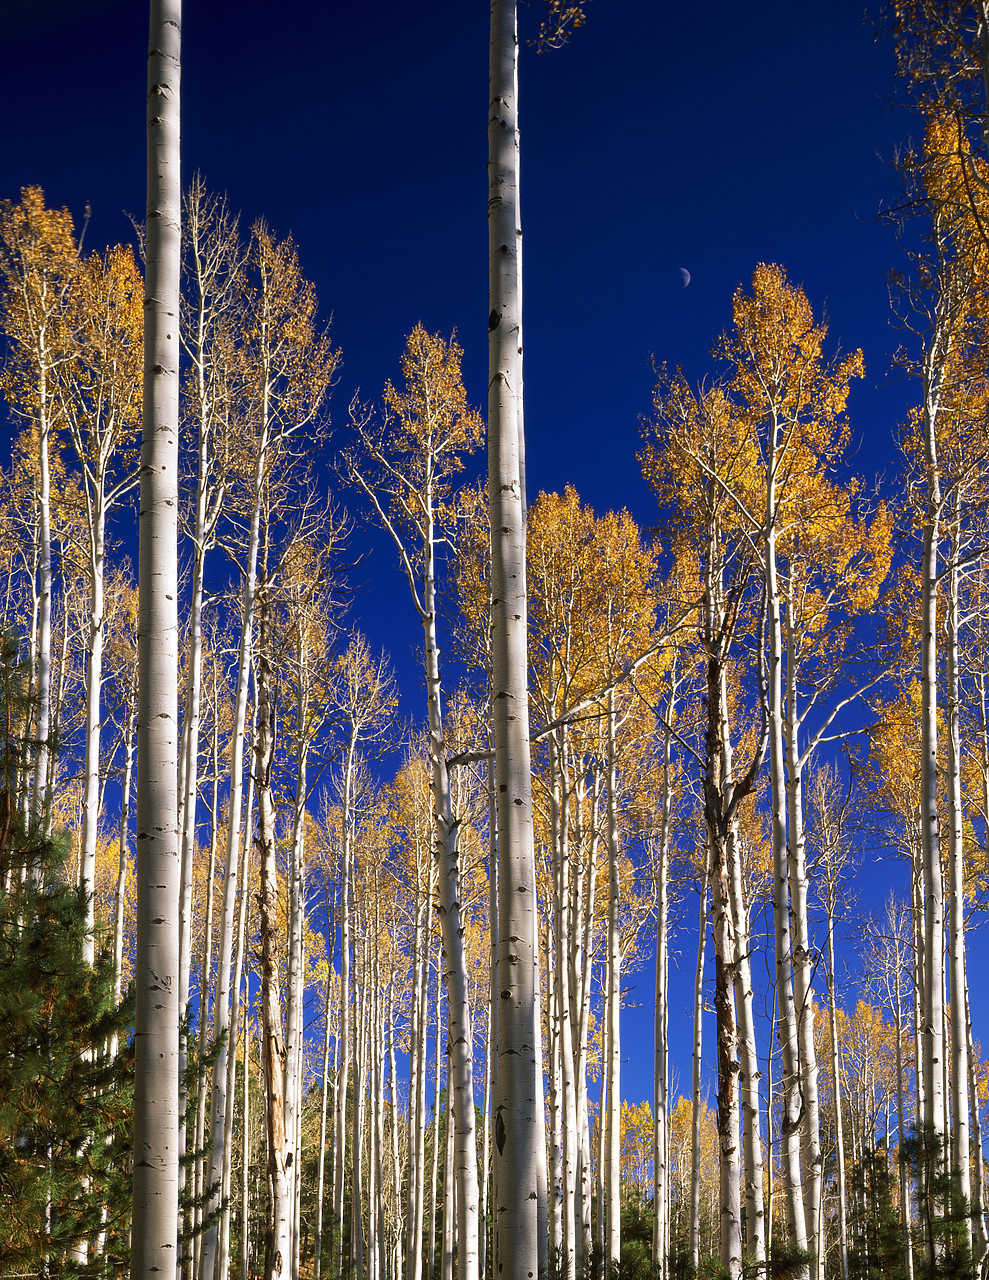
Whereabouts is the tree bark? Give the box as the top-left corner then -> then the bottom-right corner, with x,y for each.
255,616 -> 291,1280
488,1 -> 540,1274
945,505 -> 973,1230
690,861 -> 709,1275
132,5 -> 182,1279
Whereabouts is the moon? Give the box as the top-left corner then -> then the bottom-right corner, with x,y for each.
679,267 -> 691,288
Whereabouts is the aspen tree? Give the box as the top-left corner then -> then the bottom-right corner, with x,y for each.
131,3 -> 182,1279
652,657 -> 680,1280
890,8 -> 989,1220
176,180 -> 241,1039
392,755 -> 437,1280
253,586 -> 291,1279
714,266 -> 864,1275
200,224 -> 335,1280
597,511 -> 662,1273
275,538 -> 342,1272
527,489 -> 615,1276
62,244 -> 142,962
902,179 -> 965,1224
525,487 -> 669,1275
0,189 -> 78,833
809,767 -> 855,1280
346,327 -> 484,1280
643,378 -> 767,1280
312,814 -> 340,1280
108,586 -> 139,1004
324,637 -> 395,1272
488,2 -> 541,1268
689,857 -> 709,1273
865,897 -> 916,1280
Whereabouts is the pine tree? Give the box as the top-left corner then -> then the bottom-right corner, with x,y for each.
0,631 -> 135,1278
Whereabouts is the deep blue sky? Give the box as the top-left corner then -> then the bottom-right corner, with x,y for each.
1,0 -> 956,1109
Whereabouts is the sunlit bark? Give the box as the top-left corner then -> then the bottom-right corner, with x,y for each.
131,4 -> 182,1278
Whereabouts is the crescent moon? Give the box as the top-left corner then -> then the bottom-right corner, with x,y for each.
679,267 -> 691,287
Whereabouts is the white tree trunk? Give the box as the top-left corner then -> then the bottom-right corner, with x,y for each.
652,679 -> 674,1280
919,297 -> 947,1176
200,483 -> 262,1280
314,890 -> 334,1280
218,748 -> 256,1280
428,965 -> 443,1280
765,471 -> 808,1264
256,624 -> 292,1280
891,929 -> 914,1280
283,718 -> 310,1268
131,5 -> 182,1278
784,620 -> 821,1274
354,952 -> 368,1280
443,1068 -> 456,1280
965,977 -> 989,1267
825,888 -> 849,1280
79,505 -> 106,964
728,825 -> 765,1266
710,834 -> 742,1280
114,675 -> 137,1002
31,335 -> 53,835
192,670 -> 222,1280
488,1 -> 540,1274
421,504 -> 480,1280
335,740 -> 356,1278
945,512 -> 972,1227
690,862 -> 709,1275
604,696 -> 622,1271
388,976 -> 404,1280
408,859 -> 433,1280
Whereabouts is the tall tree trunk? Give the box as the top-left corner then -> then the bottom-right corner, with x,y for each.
710,828 -> 742,1280
546,910 -> 563,1262
421,496 -> 480,1280
576,782 -> 600,1268
354,950 -> 368,1280
388,976 -> 404,1280
201,493 -> 262,1280
919,288 -> 947,1190
765,479 -> 808,1266
335,738 -> 357,1279
701,504 -> 759,1280
132,5 -> 182,1279
314,889 -> 335,1280
442,1069 -> 456,1280
728,824 -> 765,1267
604,695 -> 622,1271
945,506 -> 972,1231
284,720 -> 310,1271
80,506 -> 107,963
31,343 -> 53,836
192,670 -> 222,1280
219,748 -> 256,1280
408,860 -> 433,1280
488,1 -> 539,1273
784,613 -> 821,1275
255,617 -> 291,1280
548,708 -> 578,1276
652,675 -> 675,1280
428,966 -> 443,1280
825,881 -> 849,1280
690,861 -> 709,1275
891,931 -> 914,1280
113,673 -> 137,1002
241,999 -> 252,1280
965,977 -> 989,1267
